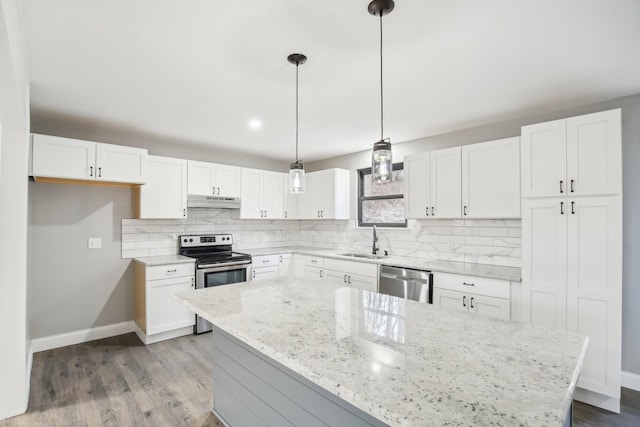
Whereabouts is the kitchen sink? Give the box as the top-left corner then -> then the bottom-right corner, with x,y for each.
339,252 -> 386,260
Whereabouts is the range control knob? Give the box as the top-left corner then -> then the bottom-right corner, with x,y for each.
189,238 -> 193,242
183,238 -> 187,243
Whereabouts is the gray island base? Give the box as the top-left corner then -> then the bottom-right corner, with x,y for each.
175,277 -> 588,426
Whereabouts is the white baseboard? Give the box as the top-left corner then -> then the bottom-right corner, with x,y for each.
622,370 -> 640,391
574,387 -> 620,413
133,323 -> 193,345
31,321 -> 136,353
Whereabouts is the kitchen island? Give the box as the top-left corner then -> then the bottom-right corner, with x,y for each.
175,277 -> 587,426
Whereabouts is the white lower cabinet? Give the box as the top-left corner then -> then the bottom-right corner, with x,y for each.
432,272 -> 510,320
134,261 -> 195,344
251,255 -> 280,281
278,253 -> 293,276
323,258 -> 378,293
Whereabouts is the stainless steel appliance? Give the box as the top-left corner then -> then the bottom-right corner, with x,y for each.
180,234 -> 252,334
379,265 -> 432,303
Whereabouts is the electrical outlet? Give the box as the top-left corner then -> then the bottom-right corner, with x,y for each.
88,237 -> 102,249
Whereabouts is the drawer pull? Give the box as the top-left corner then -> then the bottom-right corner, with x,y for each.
262,259 -> 269,263
167,269 -> 178,273
462,282 -> 475,286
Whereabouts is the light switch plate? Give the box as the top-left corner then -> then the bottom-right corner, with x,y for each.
88,237 -> 102,249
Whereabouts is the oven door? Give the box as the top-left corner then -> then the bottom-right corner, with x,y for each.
194,262 -> 251,334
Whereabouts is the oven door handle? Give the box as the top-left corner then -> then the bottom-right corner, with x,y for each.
197,260 -> 252,269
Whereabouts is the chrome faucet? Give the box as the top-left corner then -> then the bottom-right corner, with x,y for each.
372,225 -> 379,255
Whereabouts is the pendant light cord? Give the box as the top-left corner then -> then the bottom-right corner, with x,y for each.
295,62 -> 300,162
379,12 -> 384,142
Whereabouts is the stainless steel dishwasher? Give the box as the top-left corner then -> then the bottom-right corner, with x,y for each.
379,265 -> 433,304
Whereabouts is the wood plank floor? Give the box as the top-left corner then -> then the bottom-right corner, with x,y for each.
1,332 -> 638,426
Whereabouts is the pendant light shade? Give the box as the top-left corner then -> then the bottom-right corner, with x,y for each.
369,0 -> 395,184
288,53 -> 307,193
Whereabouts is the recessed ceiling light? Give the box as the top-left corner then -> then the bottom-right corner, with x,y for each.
248,119 -> 262,129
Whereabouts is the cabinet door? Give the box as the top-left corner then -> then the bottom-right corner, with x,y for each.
462,137 -> 520,218
430,147 -> 461,218
468,294 -> 510,320
521,119 -> 567,198
293,254 -> 306,278
278,254 -> 293,277
432,288 -> 468,313
566,196 -> 621,397
305,266 -> 324,282
566,109 -> 621,197
187,160 -> 215,195
347,274 -> 377,293
282,175 -> 299,220
261,171 -> 284,219
324,269 -> 348,286
95,143 -> 147,184
240,168 -> 262,219
215,164 -> 242,197
252,266 -> 279,281
139,156 -> 187,219
32,134 -> 96,180
147,276 -> 195,335
404,152 -> 431,219
521,198 -> 568,330
308,171 -> 330,219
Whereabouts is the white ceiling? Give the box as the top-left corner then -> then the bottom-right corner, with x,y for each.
23,0 -> 640,163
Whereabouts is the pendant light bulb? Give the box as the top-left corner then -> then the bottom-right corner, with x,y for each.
369,0 -> 395,184
288,53 -> 307,193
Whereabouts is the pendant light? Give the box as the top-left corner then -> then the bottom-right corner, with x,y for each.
288,53 -> 307,193
369,0 -> 395,184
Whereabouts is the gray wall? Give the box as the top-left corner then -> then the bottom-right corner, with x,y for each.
28,181 -> 135,338
310,93 -> 640,376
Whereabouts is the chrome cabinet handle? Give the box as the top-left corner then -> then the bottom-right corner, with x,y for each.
98,167 -> 102,177
344,274 -> 347,283
462,282 -> 475,287
463,206 -> 467,216
264,210 -> 267,218
571,201 -> 575,215
463,295 -> 467,307
183,208 -> 186,217
212,186 -> 215,195
431,206 -> 434,216
425,207 -> 429,216
470,297 -> 475,309
347,275 -> 351,284
90,166 -> 93,177
560,180 -> 564,194
560,201 -> 564,215
321,210 -> 324,218
217,187 -> 220,195
570,179 -> 575,193
260,210 -> 264,218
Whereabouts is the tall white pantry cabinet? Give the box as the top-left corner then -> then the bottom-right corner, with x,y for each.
520,109 -> 622,412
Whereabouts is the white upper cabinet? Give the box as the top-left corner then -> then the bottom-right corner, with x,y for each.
282,175 -> 299,220
404,152 -> 431,218
521,109 -> 621,198
405,148 -> 460,218
31,134 -> 147,184
187,160 -> 241,197
300,169 -> 350,220
461,137 -> 520,218
138,156 -> 188,219
430,147 -> 462,218
240,168 -> 283,219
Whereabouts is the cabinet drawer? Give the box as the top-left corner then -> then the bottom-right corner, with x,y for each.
433,272 -> 509,299
324,258 -> 377,278
252,254 -> 279,267
305,255 -> 324,268
146,263 -> 194,281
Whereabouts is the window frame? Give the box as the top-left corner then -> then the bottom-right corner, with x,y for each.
357,162 -> 407,228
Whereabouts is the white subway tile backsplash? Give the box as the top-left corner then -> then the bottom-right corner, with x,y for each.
121,209 -> 521,267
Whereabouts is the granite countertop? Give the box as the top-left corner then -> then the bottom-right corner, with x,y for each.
243,246 -> 522,282
175,277 -> 587,427
133,254 -> 195,266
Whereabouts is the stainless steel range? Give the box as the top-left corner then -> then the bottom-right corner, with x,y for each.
180,234 -> 252,334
